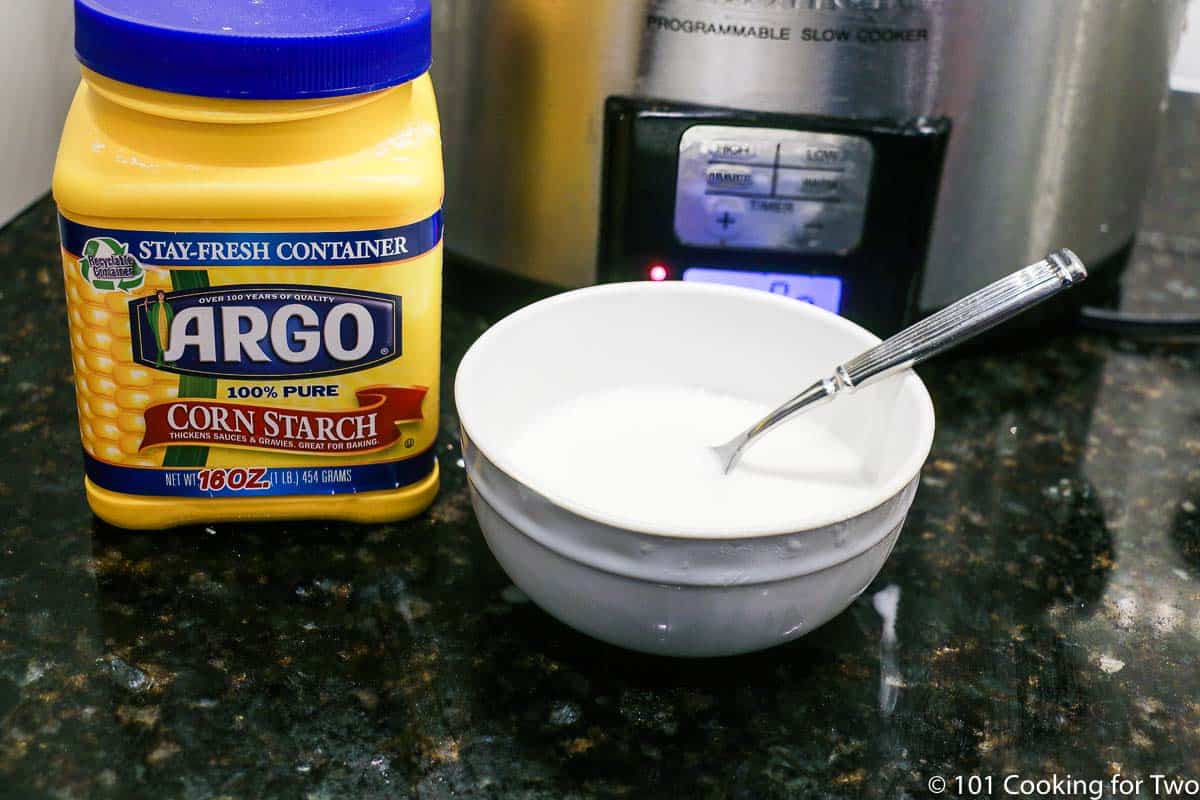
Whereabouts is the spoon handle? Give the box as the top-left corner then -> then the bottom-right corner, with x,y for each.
838,249 -> 1087,391
714,249 -> 1087,474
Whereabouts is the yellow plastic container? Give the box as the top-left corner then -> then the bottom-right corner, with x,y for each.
54,1 -> 442,529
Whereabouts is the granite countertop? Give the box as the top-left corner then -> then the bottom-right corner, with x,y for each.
2,95 -> 1199,800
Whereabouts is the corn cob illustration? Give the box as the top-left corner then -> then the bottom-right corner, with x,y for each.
62,256 -> 177,466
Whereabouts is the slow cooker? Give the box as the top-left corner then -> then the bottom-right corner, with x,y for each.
433,0 -> 1186,333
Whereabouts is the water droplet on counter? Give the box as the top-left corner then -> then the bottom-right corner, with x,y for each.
872,585 -> 901,645
873,585 -> 902,716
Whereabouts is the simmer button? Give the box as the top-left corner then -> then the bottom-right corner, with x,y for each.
704,164 -> 773,196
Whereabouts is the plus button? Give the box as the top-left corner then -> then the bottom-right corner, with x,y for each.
703,199 -> 745,239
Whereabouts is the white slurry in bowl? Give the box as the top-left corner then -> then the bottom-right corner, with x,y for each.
507,385 -> 882,532
457,282 -> 936,654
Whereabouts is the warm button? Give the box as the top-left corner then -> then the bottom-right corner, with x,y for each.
776,170 -> 843,199
704,164 -> 773,196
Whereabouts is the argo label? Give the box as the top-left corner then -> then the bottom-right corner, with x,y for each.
129,285 -> 401,379
59,213 -> 443,499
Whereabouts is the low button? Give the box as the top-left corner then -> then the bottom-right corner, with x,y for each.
704,164 -> 773,196
779,143 -> 848,169
776,170 -> 843,199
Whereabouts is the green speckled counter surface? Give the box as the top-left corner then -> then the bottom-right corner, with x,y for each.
2,96 -> 1199,800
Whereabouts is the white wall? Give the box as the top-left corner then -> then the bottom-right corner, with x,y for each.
0,0 -> 77,227
1172,0 -> 1200,93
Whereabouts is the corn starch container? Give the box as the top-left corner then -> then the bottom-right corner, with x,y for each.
53,0 -> 442,529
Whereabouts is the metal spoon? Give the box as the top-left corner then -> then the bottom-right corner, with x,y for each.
713,249 -> 1088,474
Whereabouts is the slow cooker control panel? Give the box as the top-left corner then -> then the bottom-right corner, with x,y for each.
599,97 -> 951,335
674,126 -> 874,254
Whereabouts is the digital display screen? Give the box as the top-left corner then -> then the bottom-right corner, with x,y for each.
682,268 -> 844,314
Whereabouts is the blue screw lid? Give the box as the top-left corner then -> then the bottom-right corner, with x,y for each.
74,0 -> 432,100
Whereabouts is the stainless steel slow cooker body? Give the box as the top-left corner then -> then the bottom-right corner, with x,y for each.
433,0 -> 1185,312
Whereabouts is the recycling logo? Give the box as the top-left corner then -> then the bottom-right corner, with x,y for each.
79,237 -> 144,292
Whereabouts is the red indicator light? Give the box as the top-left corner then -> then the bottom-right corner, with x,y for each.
648,264 -> 670,282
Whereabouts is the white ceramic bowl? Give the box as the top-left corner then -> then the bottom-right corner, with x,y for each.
456,282 -> 935,657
